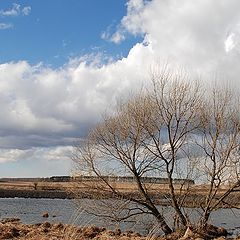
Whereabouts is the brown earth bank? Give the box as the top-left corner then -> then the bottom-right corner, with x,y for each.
0,218 -> 239,240
0,189 -> 72,199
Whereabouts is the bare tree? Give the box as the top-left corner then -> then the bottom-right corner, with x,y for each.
73,92 -> 173,234
196,86 -> 240,227
72,66 -> 204,234
144,67 -> 203,227
72,67 -> 240,236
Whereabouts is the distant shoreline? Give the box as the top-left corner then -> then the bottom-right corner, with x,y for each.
0,180 -> 239,208
0,189 -> 73,199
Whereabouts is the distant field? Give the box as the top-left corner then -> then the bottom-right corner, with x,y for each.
0,180 -> 238,194
0,180 -> 239,207
0,181 -> 72,191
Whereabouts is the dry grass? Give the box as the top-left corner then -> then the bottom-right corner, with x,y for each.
0,218 -> 238,240
0,180 -> 239,195
0,218 -> 145,240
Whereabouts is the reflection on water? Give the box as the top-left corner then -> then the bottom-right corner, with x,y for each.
0,198 -> 239,236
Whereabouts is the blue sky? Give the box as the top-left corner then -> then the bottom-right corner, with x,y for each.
0,0 -> 141,66
0,0 -> 240,177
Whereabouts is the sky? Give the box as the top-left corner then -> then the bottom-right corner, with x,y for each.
0,0 -> 240,177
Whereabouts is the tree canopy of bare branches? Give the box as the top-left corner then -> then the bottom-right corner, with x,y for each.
72,67 -> 240,235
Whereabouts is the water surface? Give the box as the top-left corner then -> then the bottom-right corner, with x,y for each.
0,198 -> 239,236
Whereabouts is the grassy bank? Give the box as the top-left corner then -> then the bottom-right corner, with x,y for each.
0,218 -> 239,240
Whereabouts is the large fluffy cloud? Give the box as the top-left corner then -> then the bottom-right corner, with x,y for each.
1,0 -> 240,176
0,44 -> 151,175
0,43 -> 152,151
114,0 -> 240,82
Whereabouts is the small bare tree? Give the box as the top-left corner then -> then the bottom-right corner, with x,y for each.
196,86 -> 240,227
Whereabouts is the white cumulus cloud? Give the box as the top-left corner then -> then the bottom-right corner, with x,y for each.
110,0 -> 240,78
0,43 -> 152,152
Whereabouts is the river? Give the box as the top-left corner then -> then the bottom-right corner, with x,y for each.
0,198 -> 239,236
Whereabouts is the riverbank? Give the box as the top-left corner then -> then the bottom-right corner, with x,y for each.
0,181 -> 239,209
0,189 -> 72,199
0,218 -> 239,240
0,218 -> 142,240
0,181 -> 74,199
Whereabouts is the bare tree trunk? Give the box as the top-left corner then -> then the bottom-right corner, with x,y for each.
154,210 -> 172,235
134,172 -> 172,234
168,176 -> 187,226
